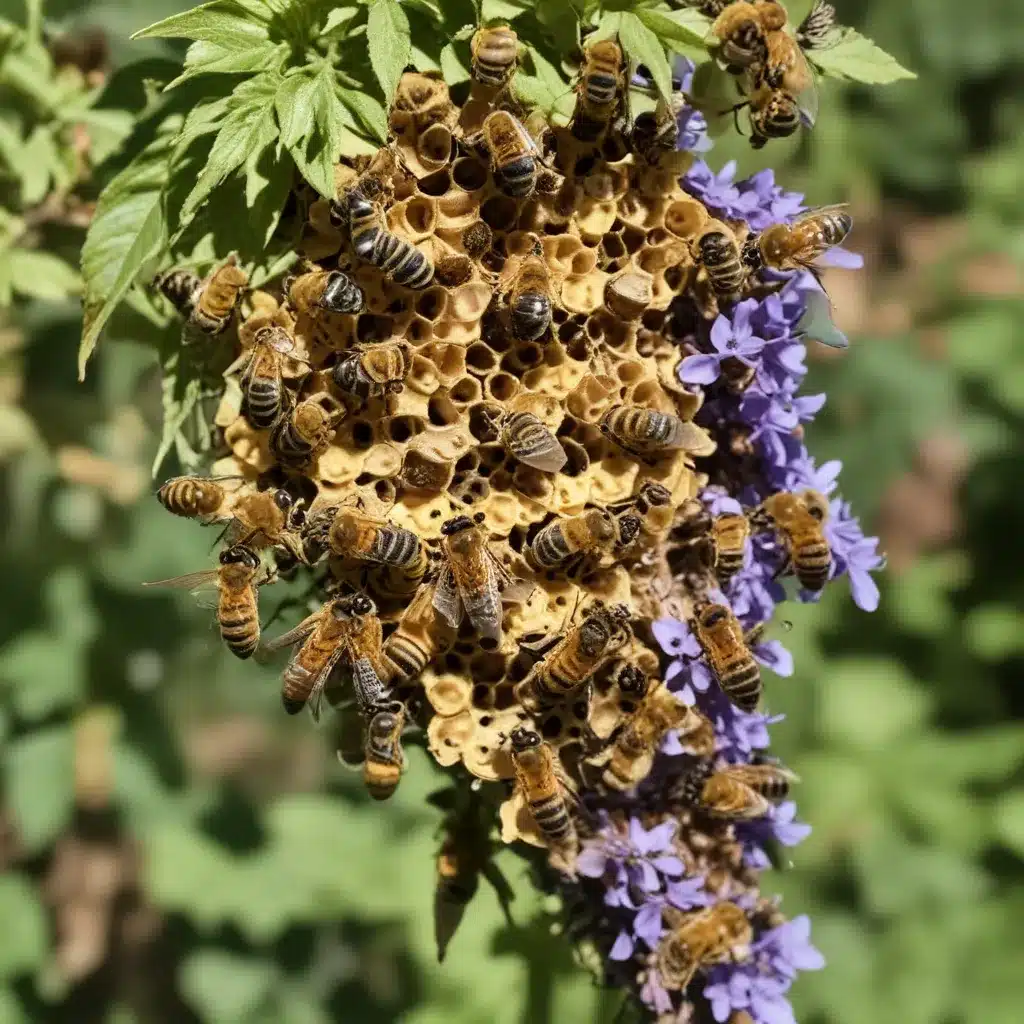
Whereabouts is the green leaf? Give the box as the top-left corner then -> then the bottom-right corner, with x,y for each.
368,0 -> 412,104
439,41 -> 471,86
181,951 -> 275,1023
6,249 -> 81,300
152,361 -> 203,477
336,87 -> 389,145
482,0 -> 527,19
514,50 -> 573,126
171,38 -> 285,87
275,71 -> 318,149
810,28 -> 916,85
79,123 -> 173,379
321,7 -> 360,38
636,8 -> 709,55
133,4 -> 270,46
964,604 -> 1024,661
245,141 -> 292,248
993,790 -> 1024,857
618,11 -> 671,99
0,631 -> 84,720
4,726 -> 75,853
0,875 -> 47,979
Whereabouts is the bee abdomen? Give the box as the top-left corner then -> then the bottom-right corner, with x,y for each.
495,155 -> 537,197
504,412 -> 564,470
715,550 -> 745,583
822,212 -> 854,245
364,766 -> 401,800
530,521 -> 572,567
371,526 -> 422,567
272,418 -> 312,462
795,543 -> 831,590
720,661 -> 761,711
528,794 -> 575,844
243,379 -> 282,429
371,232 -> 435,289
585,72 -> 618,107
510,292 -> 551,341
382,635 -> 429,682
321,271 -> 365,314
218,611 -> 259,660
158,270 -> 200,316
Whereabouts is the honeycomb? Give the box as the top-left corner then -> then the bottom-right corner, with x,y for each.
163,69 -> 757,866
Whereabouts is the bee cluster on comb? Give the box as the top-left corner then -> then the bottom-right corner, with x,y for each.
149,6 -> 883,1019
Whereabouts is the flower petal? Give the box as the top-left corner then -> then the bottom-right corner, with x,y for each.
679,353 -> 722,384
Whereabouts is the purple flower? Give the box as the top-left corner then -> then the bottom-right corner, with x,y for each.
652,618 -> 714,704
683,160 -> 761,222
736,168 -> 807,230
826,501 -> 884,611
680,301 -> 767,385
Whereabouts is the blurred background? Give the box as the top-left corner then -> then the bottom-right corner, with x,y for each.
1,1 -> 1023,1022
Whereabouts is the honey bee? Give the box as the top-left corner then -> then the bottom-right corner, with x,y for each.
796,0 -> 837,50
237,325 -> 297,430
631,482 -> 675,541
229,487 -> 308,563
691,602 -> 761,711
157,254 -> 248,335
711,512 -> 750,586
681,759 -> 796,818
382,581 -> 451,683
572,39 -> 627,142
527,508 -> 625,572
711,1 -> 786,71
753,489 -> 832,591
509,727 -> 578,861
600,404 -> 696,462
601,683 -> 714,790
142,545 -> 269,660
743,205 -> 852,274
264,592 -> 390,719
287,268 -> 366,316
271,394 -> 343,467
332,341 -> 412,401
743,84 -> 803,147
629,96 -> 679,164
362,700 -> 407,800
479,111 -> 540,198
519,603 -> 631,711
496,411 -> 566,473
507,254 -> 553,341
157,474 -> 237,522
696,227 -> 745,302
470,25 -> 519,88
346,189 -> 435,289
433,514 -> 533,647
328,506 -> 429,589
762,27 -> 813,93
656,902 -> 753,992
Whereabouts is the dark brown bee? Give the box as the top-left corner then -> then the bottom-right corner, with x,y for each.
697,227 -> 745,302
629,96 -> 679,164
362,700 -> 407,800
332,342 -> 412,401
497,411 -> 566,473
691,602 -> 762,712
679,760 -> 796,818
470,25 -> 518,88
327,506 -> 428,591
238,325 -> 296,430
158,254 -> 247,334
657,903 -> 753,991
143,545 -> 268,660
480,111 -> 539,198
288,268 -> 365,315
572,39 -> 627,142
270,395 -> 343,466
600,405 -> 699,461
743,205 -> 852,273
520,603 -> 631,711
508,255 -> 553,341
509,727 -> 578,864
527,508 -> 624,571
347,190 -> 434,289
264,592 -> 389,719
157,475 -> 235,522
753,489 -> 832,591
382,582 -> 452,683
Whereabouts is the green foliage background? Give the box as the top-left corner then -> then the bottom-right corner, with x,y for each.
0,1 -> 1022,1023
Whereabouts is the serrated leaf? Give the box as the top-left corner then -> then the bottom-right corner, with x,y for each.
321,7 -> 360,38
245,141 -> 292,247
79,124 -> 174,379
171,38 -> 285,87
0,875 -> 47,980
810,28 -> 916,85
618,12 -> 671,99
4,726 -> 75,853
6,249 -> 81,300
336,87 -> 388,144
275,71 -> 318,149
181,951 -> 275,1023
515,51 -> 573,126
636,9 -> 709,55
368,0 -> 411,104
133,5 -> 270,46
152,363 -> 203,477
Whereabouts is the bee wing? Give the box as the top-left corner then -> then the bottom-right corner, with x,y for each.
488,551 -> 535,606
142,570 -> 221,609
509,426 -> 567,473
793,51 -> 819,127
432,566 -> 464,630
349,656 -> 390,715
335,704 -> 367,769
728,762 -> 800,789
260,611 -> 322,653
702,774 -> 771,819
307,647 -> 347,724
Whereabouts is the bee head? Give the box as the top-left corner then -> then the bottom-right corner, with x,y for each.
440,515 -> 474,536
615,513 -> 642,547
343,593 -> 376,617
369,708 -> 400,735
220,546 -> 259,570
509,726 -> 540,752
639,482 -> 672,507
273,488 -> 294,511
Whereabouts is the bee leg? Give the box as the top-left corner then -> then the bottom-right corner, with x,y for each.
744,622 -> 767,647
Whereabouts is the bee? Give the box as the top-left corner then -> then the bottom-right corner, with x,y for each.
691,602 -> 762,712
796,0 -> 837,50
762,27 -> 814,93
631,482 -> 675,541
600,404 -> 695,462
519,603 -> 631,711
479,111 -> 540,198
507,254 -> 553,341
469,25 -> 519,88
382,581 -> 451,683
238,325 -> 297,430
328,507 -> 429,589
697,227 -> 745,302
601,680 -> 715,791
629,95 -> 679,164
656,902 -> 753,992
142,545 -> 268,660
433,514 -> 533,647
332,341 -> 412,401
264,592 -> 390,719
711,1 -> 787,71
157,255 -> 248,335
362,700 -> 407,800
753,489 -> 832,591
572,39 -> 627,142
287,268 -> 366,316
712,512 -> 750,586
346,189 -> 435,289
509,727 -> 578,861
742,84 -> 802,147
680,760 -> 796,819
496,411 -> 566,473
157,474 -> 236,521
527,508 -> 625,572
270,395 -> 343,467
229,487 -> 307,563
743,205 -> 852,274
